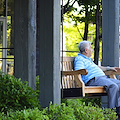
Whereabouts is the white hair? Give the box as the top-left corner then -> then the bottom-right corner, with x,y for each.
78,41 -> 91,53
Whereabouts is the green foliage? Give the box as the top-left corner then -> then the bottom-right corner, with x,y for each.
62,0 -> 102,61
0,101 -> 117,120
0,73 -> 117,119
0,108 -> 49,120
79,98 -> 101,107
7,16 -> 12,49
0,72 -> 40,113
66,99 -> 117,120
45,102 -> 76,120
63,0 -> 100,24
36,75 -> 39,91
36,75 -> 40,98
63,22 -> 96,57
0,103 -> 76,120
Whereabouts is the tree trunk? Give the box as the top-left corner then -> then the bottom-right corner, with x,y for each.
83,23 -> 88,40
83,6 -> 88,40
94,3 -> 100,64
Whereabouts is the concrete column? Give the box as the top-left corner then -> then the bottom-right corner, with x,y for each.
14,0 -> 36,90
37,0 -> 61,107
28,0 -> 36,90
102,0 -> 119,108
102,0 -> 119,67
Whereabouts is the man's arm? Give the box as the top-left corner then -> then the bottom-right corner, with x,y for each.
98,66 -> 118,72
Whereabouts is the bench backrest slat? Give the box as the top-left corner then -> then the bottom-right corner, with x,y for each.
61,57 -> 80,88
61,57 -> 75,71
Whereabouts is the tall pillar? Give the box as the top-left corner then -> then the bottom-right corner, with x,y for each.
102,0 -> 119,67
14,0 -> 36,90
102,0 -> 119,108
37,0 -> 61,107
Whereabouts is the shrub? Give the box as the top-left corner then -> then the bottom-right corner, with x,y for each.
0,73 -> 117,119
79,97 -> 101,107
45,103 -> 76,120
36,75 -> 39,91
0,102 -> 117,120
0,108 -> 49,120
0,103 -> 76,120
36,75 -> 40,98
66,99 -> 117,120
0,72 -> 40,113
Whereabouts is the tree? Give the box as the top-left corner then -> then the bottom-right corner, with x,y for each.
94,2 -> 102,64
61,0 -> 102,63
61,0 -> 99,39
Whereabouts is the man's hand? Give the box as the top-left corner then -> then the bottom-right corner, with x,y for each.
108,67 -> 118,72
113,67 -> 120,72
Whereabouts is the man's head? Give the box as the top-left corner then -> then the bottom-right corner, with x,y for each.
78,41 -> 93,57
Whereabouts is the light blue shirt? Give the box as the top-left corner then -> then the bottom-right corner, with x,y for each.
74,53 -> 105,84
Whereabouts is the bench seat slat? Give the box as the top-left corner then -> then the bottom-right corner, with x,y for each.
85,86 -> 106,93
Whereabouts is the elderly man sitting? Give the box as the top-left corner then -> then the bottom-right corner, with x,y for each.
74,41 -> 120,118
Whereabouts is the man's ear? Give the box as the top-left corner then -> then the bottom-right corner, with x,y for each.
84,48 -> 87,54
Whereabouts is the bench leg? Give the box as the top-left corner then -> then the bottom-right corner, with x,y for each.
101,96 -> 108,108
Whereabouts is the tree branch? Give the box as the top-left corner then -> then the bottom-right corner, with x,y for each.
61,0 -> 77,15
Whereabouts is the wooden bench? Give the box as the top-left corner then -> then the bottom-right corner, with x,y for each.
61,57 -> 120,99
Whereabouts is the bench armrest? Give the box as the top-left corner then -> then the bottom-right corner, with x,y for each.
104,68 -> 120,75
104,68 -> 120,79
61,69 -> 88,76
61,69 -> 87,91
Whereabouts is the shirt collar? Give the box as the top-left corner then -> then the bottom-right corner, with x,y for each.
78,53 -> 92,61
